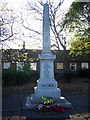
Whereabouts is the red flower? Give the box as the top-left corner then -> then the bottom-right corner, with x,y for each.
53,105 -> 65,112
59,106 -> 65,112
36,104 -> 65,112
44,106 -> 50,110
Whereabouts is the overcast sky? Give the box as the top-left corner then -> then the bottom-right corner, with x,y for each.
1,0 -> 75,49
7,0 -> 74,10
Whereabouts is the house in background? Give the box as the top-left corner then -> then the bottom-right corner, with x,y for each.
2,49 -> 90,74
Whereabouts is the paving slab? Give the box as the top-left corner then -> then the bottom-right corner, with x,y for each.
21,109 -> 70,119
2,111 -> 12,118
2,94 -> 89,119
2,95 -> 23,111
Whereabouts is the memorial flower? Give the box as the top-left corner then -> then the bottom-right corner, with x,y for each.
36,104 -> 43,110
35,96 -> 65,112
44,105 -> 65,112
41,96 -> 55,105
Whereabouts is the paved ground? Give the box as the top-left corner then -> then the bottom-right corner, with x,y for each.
2,94 -> 90,120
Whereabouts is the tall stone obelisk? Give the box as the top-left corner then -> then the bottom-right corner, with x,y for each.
26,3 -> 71,108
42,3 -> 51,54
33,3 -> 60,99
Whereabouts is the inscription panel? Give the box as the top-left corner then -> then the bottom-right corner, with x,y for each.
42,84 -> 54,87
44,63 -> 51,78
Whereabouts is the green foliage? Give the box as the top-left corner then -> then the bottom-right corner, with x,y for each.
55,73 -> 62,81
23,63 -> 30,72
2,69 -> 39,86
64,1 -> 90,56
79,69 -> 90,78
63,71 -> 79,83
55,69 -> 90,83
69,35 -> 90,56
64,2 -> 89,30
41,96 -> 55,105
55,71 -> 79,83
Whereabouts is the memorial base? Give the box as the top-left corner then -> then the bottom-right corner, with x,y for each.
25,95 -> 72,109
25,79 -> 72,109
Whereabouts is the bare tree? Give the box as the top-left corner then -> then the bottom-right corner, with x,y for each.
0,2 -> 14,48
0,1 -> 24,49
21,0 -> 68,51
0,0 -> 70,50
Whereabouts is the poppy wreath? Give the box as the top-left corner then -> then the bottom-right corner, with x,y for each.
35,104 -> 65,112
44,105 -> 65,112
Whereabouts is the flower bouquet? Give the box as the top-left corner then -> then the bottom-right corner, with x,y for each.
35,96 -> 65,112
41,96 -> 55,105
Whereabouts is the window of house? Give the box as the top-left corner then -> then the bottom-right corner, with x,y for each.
4,63 -> 10,69
81,62 -> 88,69
16,62 -> 24,71
70,63 -> 76,71
57,63 -> 63,69
30,63 -> 37,71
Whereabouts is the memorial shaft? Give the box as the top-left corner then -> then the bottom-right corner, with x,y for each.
43,3 -> 51,54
